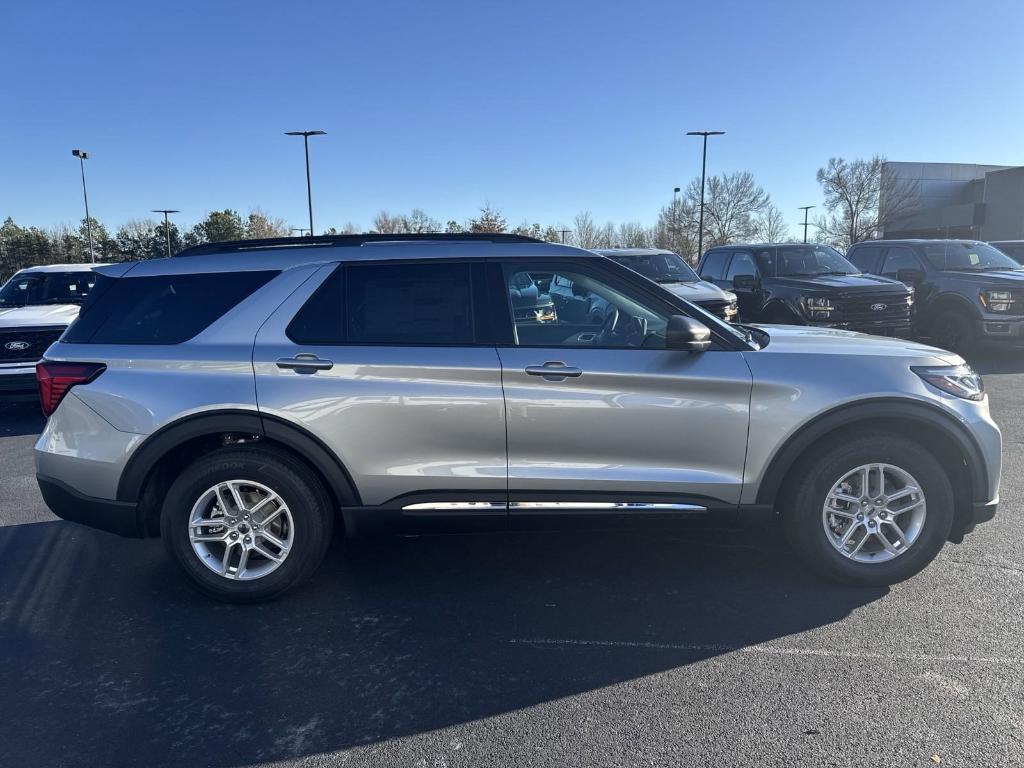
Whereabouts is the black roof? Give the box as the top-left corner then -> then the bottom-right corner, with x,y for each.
175,232 -> 543,258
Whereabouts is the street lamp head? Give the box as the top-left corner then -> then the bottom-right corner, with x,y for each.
71,149 -> 89,159
673,187 -> 681,194
285,130 -> 327,137
152,209 -> 180,214
686,131 -> 725,137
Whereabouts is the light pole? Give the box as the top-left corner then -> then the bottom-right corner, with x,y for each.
290,227 -> 310,237
686,131 -> 725,259
284,130 -> 326,237
71,149 -> 95,263
798,205 -> 815,243
671,186 -> 681,245
152,209 -> 180,257
559,229 -> 571,244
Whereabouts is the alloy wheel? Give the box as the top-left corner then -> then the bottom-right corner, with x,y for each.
821,463 -> 927,564
188,480 -> 294,580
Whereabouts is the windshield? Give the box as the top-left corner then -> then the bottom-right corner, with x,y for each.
921,241 -> 1022,272
769,245 -> 860,277
0,271 -> 97,307
609,252 -> 701,283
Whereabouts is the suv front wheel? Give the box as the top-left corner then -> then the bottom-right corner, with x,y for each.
782,433 -> 953,586
161,446 -> 334,602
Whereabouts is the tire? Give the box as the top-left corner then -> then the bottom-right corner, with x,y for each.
781,432 -> 953,587
160,446 -> 334,603
930,309 -> 975,354
764,304 -> 799,325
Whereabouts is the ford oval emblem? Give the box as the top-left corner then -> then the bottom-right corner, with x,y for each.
4,341 -> 30,351
870,303 -> 887,312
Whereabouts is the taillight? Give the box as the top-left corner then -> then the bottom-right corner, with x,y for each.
36,361 -> 106,417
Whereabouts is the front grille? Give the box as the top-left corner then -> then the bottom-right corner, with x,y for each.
697,299 -> 738,322
0,328 -> 64,363
837,293 -> 913,325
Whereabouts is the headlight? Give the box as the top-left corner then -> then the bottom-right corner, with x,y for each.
912,365 -> 985,401
979,289 -> 1014,313
802,296 -> 834,310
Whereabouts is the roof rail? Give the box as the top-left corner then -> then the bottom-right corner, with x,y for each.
174,232 -> 544,257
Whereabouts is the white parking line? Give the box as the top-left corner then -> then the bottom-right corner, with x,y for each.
510,638 -> 1024,665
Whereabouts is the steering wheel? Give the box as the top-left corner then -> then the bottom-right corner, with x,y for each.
597,306 -> 620,344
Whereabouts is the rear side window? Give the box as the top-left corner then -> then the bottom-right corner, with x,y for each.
64,271 -> 277,344
699,251 -> 729,280
346,262 -> 474,345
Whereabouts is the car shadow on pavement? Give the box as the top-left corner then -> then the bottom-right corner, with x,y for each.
0,400 -> 45,437
0,519 -> 885,767
965,347 -> 1024,375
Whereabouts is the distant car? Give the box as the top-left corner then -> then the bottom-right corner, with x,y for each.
697,243 -> 913,334
594,248 -> 738,322
848,239 -> 1024,352
990,241 -> 1024,265
0,264 -> 99,397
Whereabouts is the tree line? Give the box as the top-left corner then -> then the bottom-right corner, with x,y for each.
1,155 -> 911,278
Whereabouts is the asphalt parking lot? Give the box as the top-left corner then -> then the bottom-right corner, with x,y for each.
1,350 -> 1022,768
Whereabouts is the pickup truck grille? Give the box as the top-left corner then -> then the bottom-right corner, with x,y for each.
0,328 -> 64,363
837,293 -> 913,325
696,298 -> 739,322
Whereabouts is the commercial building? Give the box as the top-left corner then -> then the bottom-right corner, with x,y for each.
880,161 -> 1024,240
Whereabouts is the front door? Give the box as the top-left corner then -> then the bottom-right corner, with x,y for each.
494,260 -> 753,521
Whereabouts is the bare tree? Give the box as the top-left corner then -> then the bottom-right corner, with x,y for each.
617,221 -> 652,248
753,204 -> 789,243
572,211 -> 600,249
814,156 -> 917,249
372,211 -> 402,234
245,209 -> 289,239
690,171 -> 770,247
654,196 -> 699,262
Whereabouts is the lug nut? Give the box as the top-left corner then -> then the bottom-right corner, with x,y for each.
868,520 -> 876,528
230,532 -> 238,539
856,513 -> 864,520
244,536 -> 252,544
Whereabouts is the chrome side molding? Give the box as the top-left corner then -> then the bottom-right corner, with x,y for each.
401,501 -> 707,512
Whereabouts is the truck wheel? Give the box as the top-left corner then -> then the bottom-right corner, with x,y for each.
782,433 -> 953,587
161,446 -> 334,603
931,310 -> 975,353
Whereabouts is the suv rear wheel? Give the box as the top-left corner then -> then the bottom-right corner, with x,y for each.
782,433 -> 953,586
160,446 -> 334,602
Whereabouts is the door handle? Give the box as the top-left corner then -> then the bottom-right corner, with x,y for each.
525,362 -> 583,380
276,354 -> 334,372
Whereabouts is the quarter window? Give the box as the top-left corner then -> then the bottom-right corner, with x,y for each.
64,271 -> 277,345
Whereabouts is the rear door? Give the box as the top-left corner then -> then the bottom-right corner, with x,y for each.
493,258 -> 752,521
253,259 -> 508,522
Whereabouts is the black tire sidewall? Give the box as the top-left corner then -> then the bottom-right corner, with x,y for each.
161,447 -> 333,602
932,310 -> 974,353
783,433 -> 954,586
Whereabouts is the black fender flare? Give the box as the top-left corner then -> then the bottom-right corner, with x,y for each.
922,292 -> 981,325
760,298 -> 801,323
755,398 -> 988,506
117,409 -> 361,507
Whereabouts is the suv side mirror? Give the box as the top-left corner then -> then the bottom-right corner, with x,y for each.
897,267 -> 924,285
732,274 -> 757,291
666,315 -> 711,352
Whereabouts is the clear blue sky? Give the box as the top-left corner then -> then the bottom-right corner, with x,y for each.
2,0 -> 1022,235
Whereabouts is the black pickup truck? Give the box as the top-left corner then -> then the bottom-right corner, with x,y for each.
697,243 -> 913,335
848,239 -> 1024,352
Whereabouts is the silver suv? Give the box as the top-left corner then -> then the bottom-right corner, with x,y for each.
34,234 -> 1001,602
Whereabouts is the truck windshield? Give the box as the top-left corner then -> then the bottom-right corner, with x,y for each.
609,252 -> 701,283
921,242 -> 1022,272
0,271 -> 97,307
772,245 -> 859,277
